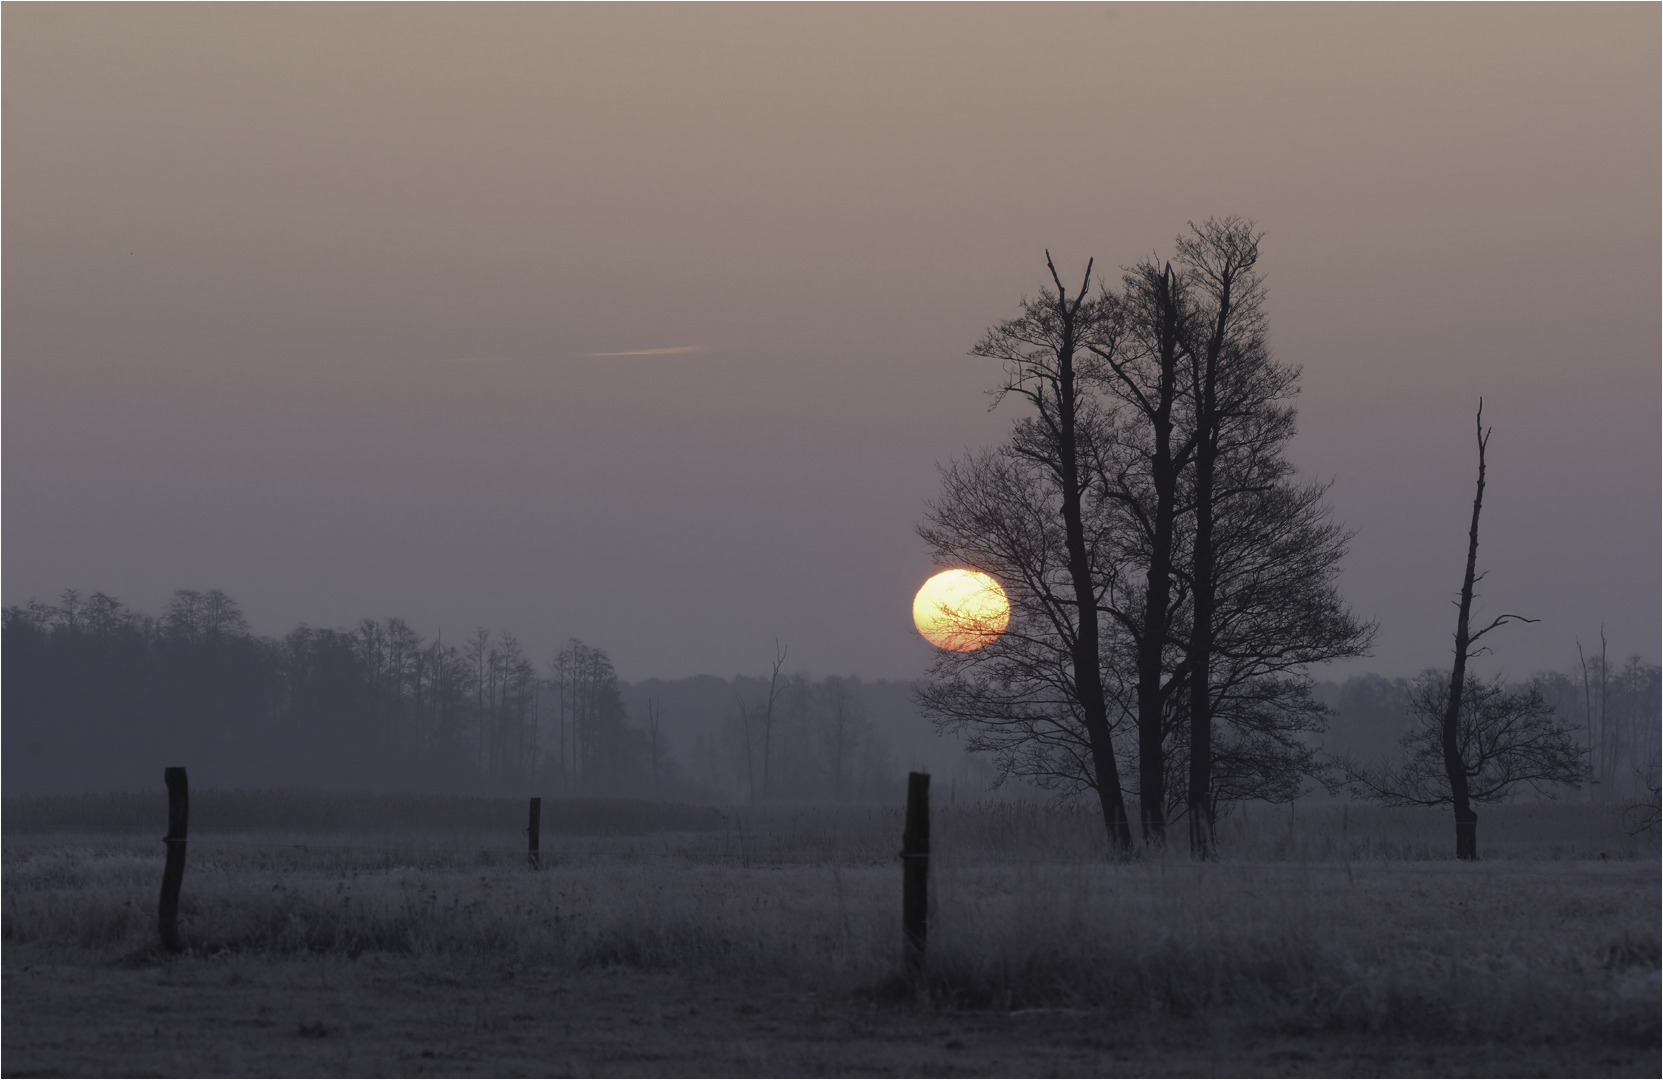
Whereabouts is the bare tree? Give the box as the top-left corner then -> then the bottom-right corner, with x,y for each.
819,676 -> 864,802
646,697 -> 662,794
1577,633 -> 1600,798
921,417 -> 1366,834
1342,672 -> 1587,828
732,641 -> 789,804
487,633 -> 535,781
922,237 -> 1366,850
1573,641 -> 1661,804
1441,405 -> 1533,858
1343,405 -> 1558,859
947,253 -> 1135,851
1170,217 -> 1332,857
1183,470 -> 1373,834
1623,752 -> 1661,836
759,640 -> 787,800
918,446 -> 1135,819
548,638 -> 637,793
734,692 -> 757,804
465,627 -> 491,775
1089,257 -> 1189,845
163,588 -> 250,645
1612,654 -> 1663,802
56,588 -> 83,634
1576,628 -> 1654,801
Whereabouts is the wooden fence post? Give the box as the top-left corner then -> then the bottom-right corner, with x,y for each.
158,766 -> 189,953
901,771 -> 930,973
527,797 -> 541,868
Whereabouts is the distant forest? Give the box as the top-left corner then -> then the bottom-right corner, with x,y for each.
2,589 -> 925,799
4,588 -> 1657,802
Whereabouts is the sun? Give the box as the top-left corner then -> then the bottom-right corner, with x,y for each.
912,569 -> 1010,651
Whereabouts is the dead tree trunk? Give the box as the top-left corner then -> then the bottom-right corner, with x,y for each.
1443,411 -> 1489,859
1440,404 -> 1534,859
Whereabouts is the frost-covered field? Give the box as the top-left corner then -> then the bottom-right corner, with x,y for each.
3,797 -> 1658,1077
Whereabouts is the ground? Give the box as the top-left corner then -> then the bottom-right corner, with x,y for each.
5,947 -> 1656,1078
5,799 -> 1657,1077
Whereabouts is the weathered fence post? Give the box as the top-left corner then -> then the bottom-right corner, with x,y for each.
158,766 -> 189,953
901,771 -> 930,973
527,796 -> 542,868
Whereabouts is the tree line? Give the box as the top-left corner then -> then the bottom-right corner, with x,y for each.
2,590 -> 898,800
3,580 -> 1647,822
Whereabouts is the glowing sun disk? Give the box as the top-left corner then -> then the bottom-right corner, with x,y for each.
913,569 -> 1010,651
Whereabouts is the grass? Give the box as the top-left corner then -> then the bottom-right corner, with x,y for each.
0,789 -> 728,835
4,793 -> 1657,1055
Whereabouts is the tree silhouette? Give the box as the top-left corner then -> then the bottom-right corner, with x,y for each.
936,253 -> 1134,850
1340,405 -> 1581,859
920,227 -> 1368,852
1341,672 -> 1587,829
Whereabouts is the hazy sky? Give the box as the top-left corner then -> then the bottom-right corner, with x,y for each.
6,4 -> 1658,683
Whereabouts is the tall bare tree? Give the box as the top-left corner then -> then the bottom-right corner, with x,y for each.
1089,258 -> 1190,844
1341,671 -> 1587,838
952,253 -> 1135,851
1342,405 -> 1557,859
1166,218 -> 1368,855
1443,406 -> 1536,857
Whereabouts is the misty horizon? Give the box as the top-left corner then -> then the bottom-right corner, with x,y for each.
7,584 -> 1654,805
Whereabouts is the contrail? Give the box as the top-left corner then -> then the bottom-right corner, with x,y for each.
588,345 -> 710,356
